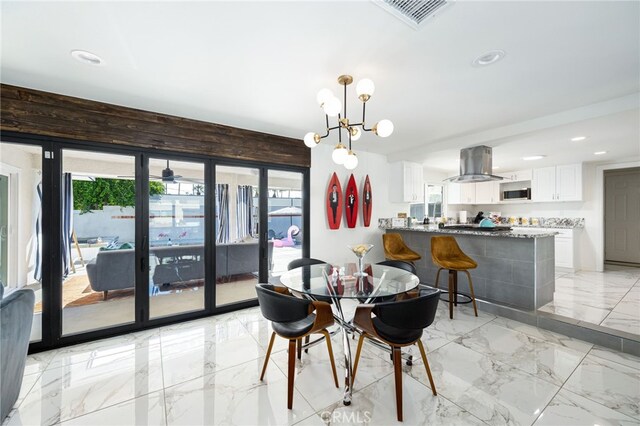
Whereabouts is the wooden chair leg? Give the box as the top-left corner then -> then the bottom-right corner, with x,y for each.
393,346 -> 403,422
417,340 -> 437,396
287,339 -> 296,409
352,333 -> 366,384
453,271 -> 458,307
103,290 -> 108,301
321,330 -> 339,388
434,268 -> 442,289
447,270 -> 454,319
463,270 -> 478,317
260,332 -> 276,381
297,338 -> 302,360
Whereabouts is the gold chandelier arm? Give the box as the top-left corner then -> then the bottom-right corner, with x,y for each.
361,102 -> 373,132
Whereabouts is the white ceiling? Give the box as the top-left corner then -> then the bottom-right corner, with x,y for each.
1,1 -> 639,170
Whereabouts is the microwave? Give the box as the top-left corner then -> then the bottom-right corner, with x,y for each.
503,188 -> 531,200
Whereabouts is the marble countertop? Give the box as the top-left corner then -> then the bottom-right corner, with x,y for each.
508,224 -> 580,229
381,225 -> 558,239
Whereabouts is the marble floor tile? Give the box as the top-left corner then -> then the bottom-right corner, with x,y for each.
24,351 -> 56,376
159,317 -> 248,350
490,317 -> 593,353
533,388 -> 639,426
417,304 -> 496,353
47,328 -> 161,370
15,373 -> 40,407
562,271 -> 639,287
7,349 -> 164,426
538,301 -> 611,325
60,390 -> 166,425
611,298 -> 640,318
588,346 -> 640,370
563,354 -> 640,419
318,373 -> 484,426
161,331 -> 264,388
549,288 -> 625,310
600,310 -> 640,335
456,322 -> 587,386
407,342 -> 559,425
164,358 -> 315,426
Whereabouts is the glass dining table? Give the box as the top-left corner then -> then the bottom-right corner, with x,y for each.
279,263 -> 420,405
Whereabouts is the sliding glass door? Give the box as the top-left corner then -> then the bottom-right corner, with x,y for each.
148,158 -> 206,319
267,170 -> 304,279
214,165 -> 260,307
61,149 -> 137,336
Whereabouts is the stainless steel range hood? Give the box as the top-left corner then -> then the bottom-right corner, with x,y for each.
444,145 -> 504,183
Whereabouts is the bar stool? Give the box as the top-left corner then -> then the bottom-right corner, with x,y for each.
382,233 -> 422,264
430,236 -> 478,319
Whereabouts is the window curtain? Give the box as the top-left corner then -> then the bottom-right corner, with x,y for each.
215,184 -> 229,244
61,173 -> 73,278
27,180 -> 43,283
236,185 -> 253,240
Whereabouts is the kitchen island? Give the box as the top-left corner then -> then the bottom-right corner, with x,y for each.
380,224 -> 557,310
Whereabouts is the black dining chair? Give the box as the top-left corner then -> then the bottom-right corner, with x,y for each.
352,290 -> 440,422
255,283 -> 339,409
287,257 -> 327,270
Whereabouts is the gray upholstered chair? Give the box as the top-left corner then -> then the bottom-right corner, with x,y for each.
0,285 -> 35,422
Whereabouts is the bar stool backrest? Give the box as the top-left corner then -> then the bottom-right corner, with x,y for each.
431,236 -> 463,262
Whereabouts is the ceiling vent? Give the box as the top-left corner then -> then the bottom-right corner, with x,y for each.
373,0 -> 453,30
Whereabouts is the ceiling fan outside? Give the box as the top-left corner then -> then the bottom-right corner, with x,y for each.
118,160 -> 203,184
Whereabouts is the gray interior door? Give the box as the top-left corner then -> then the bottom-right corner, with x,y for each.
605,168 -> 640,264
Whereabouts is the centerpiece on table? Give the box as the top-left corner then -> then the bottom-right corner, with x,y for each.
348,244 -> 373,277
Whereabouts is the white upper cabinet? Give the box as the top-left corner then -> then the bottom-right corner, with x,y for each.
532,166 -> 556,202
498,169 -> 532,182
532,164 -> 582,202
475,181 -> 500,204
447,182 -> 476,204
389,161 -> 424,203
556,164 -> 583,201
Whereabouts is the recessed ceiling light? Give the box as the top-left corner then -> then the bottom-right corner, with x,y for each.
571,136 -> 587,142
493,166 -> 500,169
522,155 -> 545,161
70,50 -> 103,66
594,151 -> 607,155
472,50 -> 506,67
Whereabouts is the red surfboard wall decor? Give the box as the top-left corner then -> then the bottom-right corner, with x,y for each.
363,175 -> 372,227
326,172 -> 343,230
345,174 -> 359,228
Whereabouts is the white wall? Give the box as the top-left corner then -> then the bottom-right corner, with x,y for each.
310,144 -> 409,264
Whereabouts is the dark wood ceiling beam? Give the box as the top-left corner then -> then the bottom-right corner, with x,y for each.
0,84 -> 310,167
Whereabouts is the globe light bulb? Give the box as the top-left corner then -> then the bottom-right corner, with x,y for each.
303,132 -> 319,148
316,88 -> 334,107
332,143 -> 348,165
356,79 -> 375,99
350,127 -> 362,141
374,119 -> 394,137
323,96 -> 342,117
344,151 -> 358,170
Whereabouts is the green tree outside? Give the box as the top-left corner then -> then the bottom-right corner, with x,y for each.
73,178 -> 165,213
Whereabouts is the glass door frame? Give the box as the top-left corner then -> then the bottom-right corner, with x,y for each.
2,132 -> 310,352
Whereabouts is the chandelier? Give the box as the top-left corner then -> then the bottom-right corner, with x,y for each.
303,74 -> 394,170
